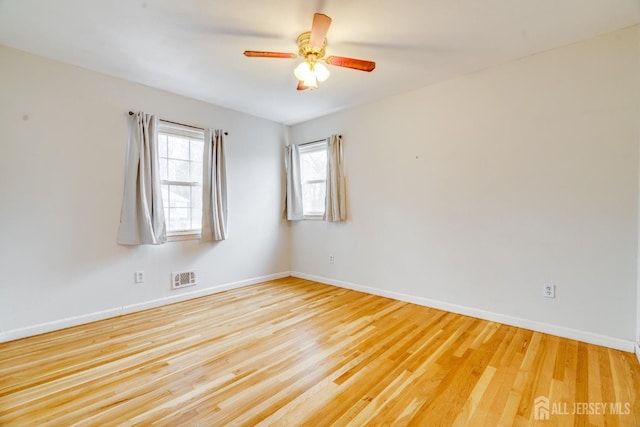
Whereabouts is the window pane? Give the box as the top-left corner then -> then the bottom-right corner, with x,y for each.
300,145 -> 327,215
191,207 -> 202,230
191,186 -> 202,211
168,207 -> 190,231
161,185 -> 169,207
190,161 -> 202,182
300,150 -> 327,182
191,186 -> 202,231
302,181 -> 326,215
168,136 -> 190,160
158,123 -> 205,235
159,158 -> 168,181
168,185 -> 190,208
191,139 -> 204,161
168,159 -> 190,181
158,134 -> 168,158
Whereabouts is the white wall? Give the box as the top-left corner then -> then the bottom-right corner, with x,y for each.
637,24 -> 640,355
0,46 -> 289,339
290,26 -> 640,348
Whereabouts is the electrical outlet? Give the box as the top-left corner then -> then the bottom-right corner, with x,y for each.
543,284 -> 555,299
135,271 -> 145,284
328,255 -> 334,264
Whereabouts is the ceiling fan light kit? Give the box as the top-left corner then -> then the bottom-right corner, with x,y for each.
243,13 -> 376,91
294,61 -> 330,90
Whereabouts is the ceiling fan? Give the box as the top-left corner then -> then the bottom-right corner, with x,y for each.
243,13 -> 376,91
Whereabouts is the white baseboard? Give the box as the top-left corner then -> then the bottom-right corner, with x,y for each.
121,272 -> 290,315
291,271 -> 636,353
636,343 -> 640,365
1,307 -> 124,344
0,271 -> 290,343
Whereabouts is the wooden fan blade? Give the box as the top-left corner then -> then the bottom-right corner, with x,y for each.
297,80 -> 309,91
325,56 -> 376,72
243,51 -> 297,59
309,13 -> 332,48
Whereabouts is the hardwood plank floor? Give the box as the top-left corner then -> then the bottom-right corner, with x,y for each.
1,277 -> 639,426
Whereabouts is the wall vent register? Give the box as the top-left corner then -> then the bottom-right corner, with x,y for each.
172,271 -> 197,289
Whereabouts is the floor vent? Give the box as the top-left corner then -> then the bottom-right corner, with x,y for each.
171,271 -> 197,290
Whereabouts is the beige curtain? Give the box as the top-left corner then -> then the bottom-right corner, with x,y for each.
117,112 -> 166,245
284,144 -> 303,220
324,135 -> 346,222
202,129 -> 228,241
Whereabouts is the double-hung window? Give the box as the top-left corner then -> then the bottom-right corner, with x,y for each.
157,121 -> 204,237
299,141 -> 328,218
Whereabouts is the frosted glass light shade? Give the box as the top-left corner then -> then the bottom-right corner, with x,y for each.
294,62 -> 312,81
314,62 -> 330,82
303,74 -> 318,89
294,61 -> 330,89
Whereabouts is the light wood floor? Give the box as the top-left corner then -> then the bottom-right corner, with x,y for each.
1,278 -> 639,426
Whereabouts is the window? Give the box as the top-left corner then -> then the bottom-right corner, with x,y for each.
157,121 -> 204,236
299,141 -> 327,218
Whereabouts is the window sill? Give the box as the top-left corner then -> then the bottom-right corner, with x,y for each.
303,214 -> 324,221
167,232 -> 201,242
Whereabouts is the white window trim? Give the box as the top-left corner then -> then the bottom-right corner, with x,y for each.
158,120 -> 205,240
298,141 -> 327,220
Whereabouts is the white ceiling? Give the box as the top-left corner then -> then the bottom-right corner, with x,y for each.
0,0 -> 638,125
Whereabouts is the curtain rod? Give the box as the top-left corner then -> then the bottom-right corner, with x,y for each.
298,135 -> 342,147
128,111 -> 228,135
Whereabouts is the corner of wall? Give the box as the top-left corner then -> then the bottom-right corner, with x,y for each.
636,21 -> 640,366
282,123 -> 294,273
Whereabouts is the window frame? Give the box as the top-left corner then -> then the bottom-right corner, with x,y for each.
298,141 -> 328,220
157,120 -> 205,240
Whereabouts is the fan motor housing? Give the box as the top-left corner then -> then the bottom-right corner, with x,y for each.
297,31 -> 327,61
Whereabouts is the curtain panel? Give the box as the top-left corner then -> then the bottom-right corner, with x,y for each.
201,129 -> 228,241
324,134 -> 346,222
117,112 -> 167,245
283,144 -> 303,220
